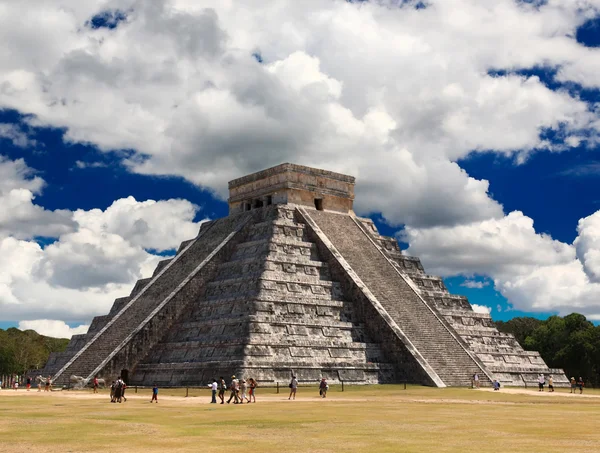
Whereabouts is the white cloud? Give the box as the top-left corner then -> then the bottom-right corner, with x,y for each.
461,280 -> 490,289
404,210 -> 600,317
0,0 -> 599,227
0,156 -> 206,323
18,320 -> 89,339
471,304 -> 492,315
0,157 -> 75,239
0,123 -> 35,148
574,210 -> 600,283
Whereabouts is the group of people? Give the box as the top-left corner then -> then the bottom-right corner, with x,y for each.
570,376 -> 585,394
210,376 -> 258,404
204,375 -> 329,404
109,376 -> 127,403
1,376 -> 52,392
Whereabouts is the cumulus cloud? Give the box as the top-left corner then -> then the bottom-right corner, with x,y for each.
404,210 -> 600,317
1,0 -> 599,227
0,123 -> 35,148
18,320 -> 89,339
0,156 -> 206,323
461,280 -> 490,289
471,304 -> 492,315
0,157 -> 75,239
574,211 -> 600,283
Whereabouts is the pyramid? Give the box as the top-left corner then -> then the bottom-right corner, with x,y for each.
43,164 -> 568,387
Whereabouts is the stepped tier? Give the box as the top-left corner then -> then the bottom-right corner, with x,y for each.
131,206 -> 395,386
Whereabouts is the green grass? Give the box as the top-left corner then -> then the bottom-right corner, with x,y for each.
1,385 -> 599,452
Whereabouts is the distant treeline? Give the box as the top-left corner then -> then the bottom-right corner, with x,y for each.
495,313 -> 600,387
0,328 -> 69,375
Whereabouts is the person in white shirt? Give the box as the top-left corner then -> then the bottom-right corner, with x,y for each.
538,374 -> 545,392
288,376 -> 298,400
209,378 -> 218,404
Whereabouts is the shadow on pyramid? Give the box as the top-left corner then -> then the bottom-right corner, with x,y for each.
43,164 -> 568,388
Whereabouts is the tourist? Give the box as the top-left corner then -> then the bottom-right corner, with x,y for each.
209,378 -> 218,404
121,380 -> 127,402
218,376 -> 226,404
113,377 -> 124,403
151,383 -> 158,403
240,379 -> 250,403
570,376 -> 576,393
93,376 -> 99,394
26,376 -> 31,391
13,381 -> 18,390
45,376 -> 51,392
248,378 -> 257,403
110,381 -> 116,402
288,375 -> 298,400
319,378 -> 328,398
577,377 -> 584,394
473,373 -> 479,389
493,380 -> 500,391
548,375 -> 554,392
538,373 -> 545,392
227,375 -> 240,404
0,378 -> 2,390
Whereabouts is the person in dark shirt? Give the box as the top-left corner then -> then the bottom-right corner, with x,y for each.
151,384 -> 158,403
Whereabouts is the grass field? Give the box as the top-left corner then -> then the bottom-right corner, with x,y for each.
1,385 -> 599,452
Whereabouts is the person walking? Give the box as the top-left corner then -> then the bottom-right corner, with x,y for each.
538,374 -> 545,392
319,378 -> 328,398
493,380 -> 501,391
45,376 -> 51,392
93,376 -> 99,394
227,375 -> 240,404
288,375 -> 298,400
26,376 -> 31,391
473,373 -> 480,389
218,377 -> 226,404
151,383 -> 158,403
570,377 -> 576,393
240,379 -> 250,403
209,378 -> 218,404
577,377 -> 585,394
248,378 -> 257,403
548,375 -> 554,392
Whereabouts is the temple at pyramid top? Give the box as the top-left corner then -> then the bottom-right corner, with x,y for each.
228,163 -> 355,214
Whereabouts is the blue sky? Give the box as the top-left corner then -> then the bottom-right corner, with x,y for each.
1,1 -> 600,337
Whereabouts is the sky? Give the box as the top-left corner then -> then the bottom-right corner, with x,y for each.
1,0 -> 600,338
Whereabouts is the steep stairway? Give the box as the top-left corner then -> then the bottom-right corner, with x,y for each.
303,209 -> 490,387
51,212 -> 253,385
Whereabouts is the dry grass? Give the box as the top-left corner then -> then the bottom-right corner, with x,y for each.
1,385 -> 599,452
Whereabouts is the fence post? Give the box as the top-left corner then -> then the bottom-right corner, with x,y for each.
185,387 -> 189,398
341,380 -> 344,392
404,382 -> 407,390
276,382 -> 279,394
135,386 -> 138,394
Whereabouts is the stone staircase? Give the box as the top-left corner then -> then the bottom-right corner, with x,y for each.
304,209 -> 490,387
131,206 -> 392,386
354,216 -> 569,387
50,212 -> 253,385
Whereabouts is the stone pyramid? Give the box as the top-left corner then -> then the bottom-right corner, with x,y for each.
44,164 -> 568,387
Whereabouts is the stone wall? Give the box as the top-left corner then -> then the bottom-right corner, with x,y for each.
228,163 -> 355,214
